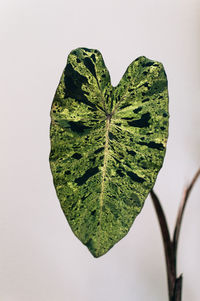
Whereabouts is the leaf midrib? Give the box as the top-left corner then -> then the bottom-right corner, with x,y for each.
97,115 -> 111,248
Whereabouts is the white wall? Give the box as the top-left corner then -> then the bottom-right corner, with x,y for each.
1,0 -> 200,300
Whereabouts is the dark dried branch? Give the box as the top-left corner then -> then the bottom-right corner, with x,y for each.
150,190 -> 176,298
151,167 -> 200,301
172,275 -> 182,301
173,167 -> 200,256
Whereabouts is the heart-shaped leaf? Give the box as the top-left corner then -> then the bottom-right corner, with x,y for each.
49,48 -> 169,257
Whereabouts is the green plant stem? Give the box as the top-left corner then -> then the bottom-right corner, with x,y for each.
150,167 -> 200,301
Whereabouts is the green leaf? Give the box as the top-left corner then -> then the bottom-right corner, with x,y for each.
49,48 -> 169,257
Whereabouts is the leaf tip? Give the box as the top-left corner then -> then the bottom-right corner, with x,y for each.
84,238 -> 112,258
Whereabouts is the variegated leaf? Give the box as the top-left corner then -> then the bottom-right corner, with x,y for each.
49,48 -> 169,257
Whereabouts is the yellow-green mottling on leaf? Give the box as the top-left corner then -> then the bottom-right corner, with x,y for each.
49,48 -> 169,257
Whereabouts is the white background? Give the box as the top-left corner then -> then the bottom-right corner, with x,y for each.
1,0 -> 200,300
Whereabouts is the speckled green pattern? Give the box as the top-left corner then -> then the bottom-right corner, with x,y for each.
49,48 -> 169,257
